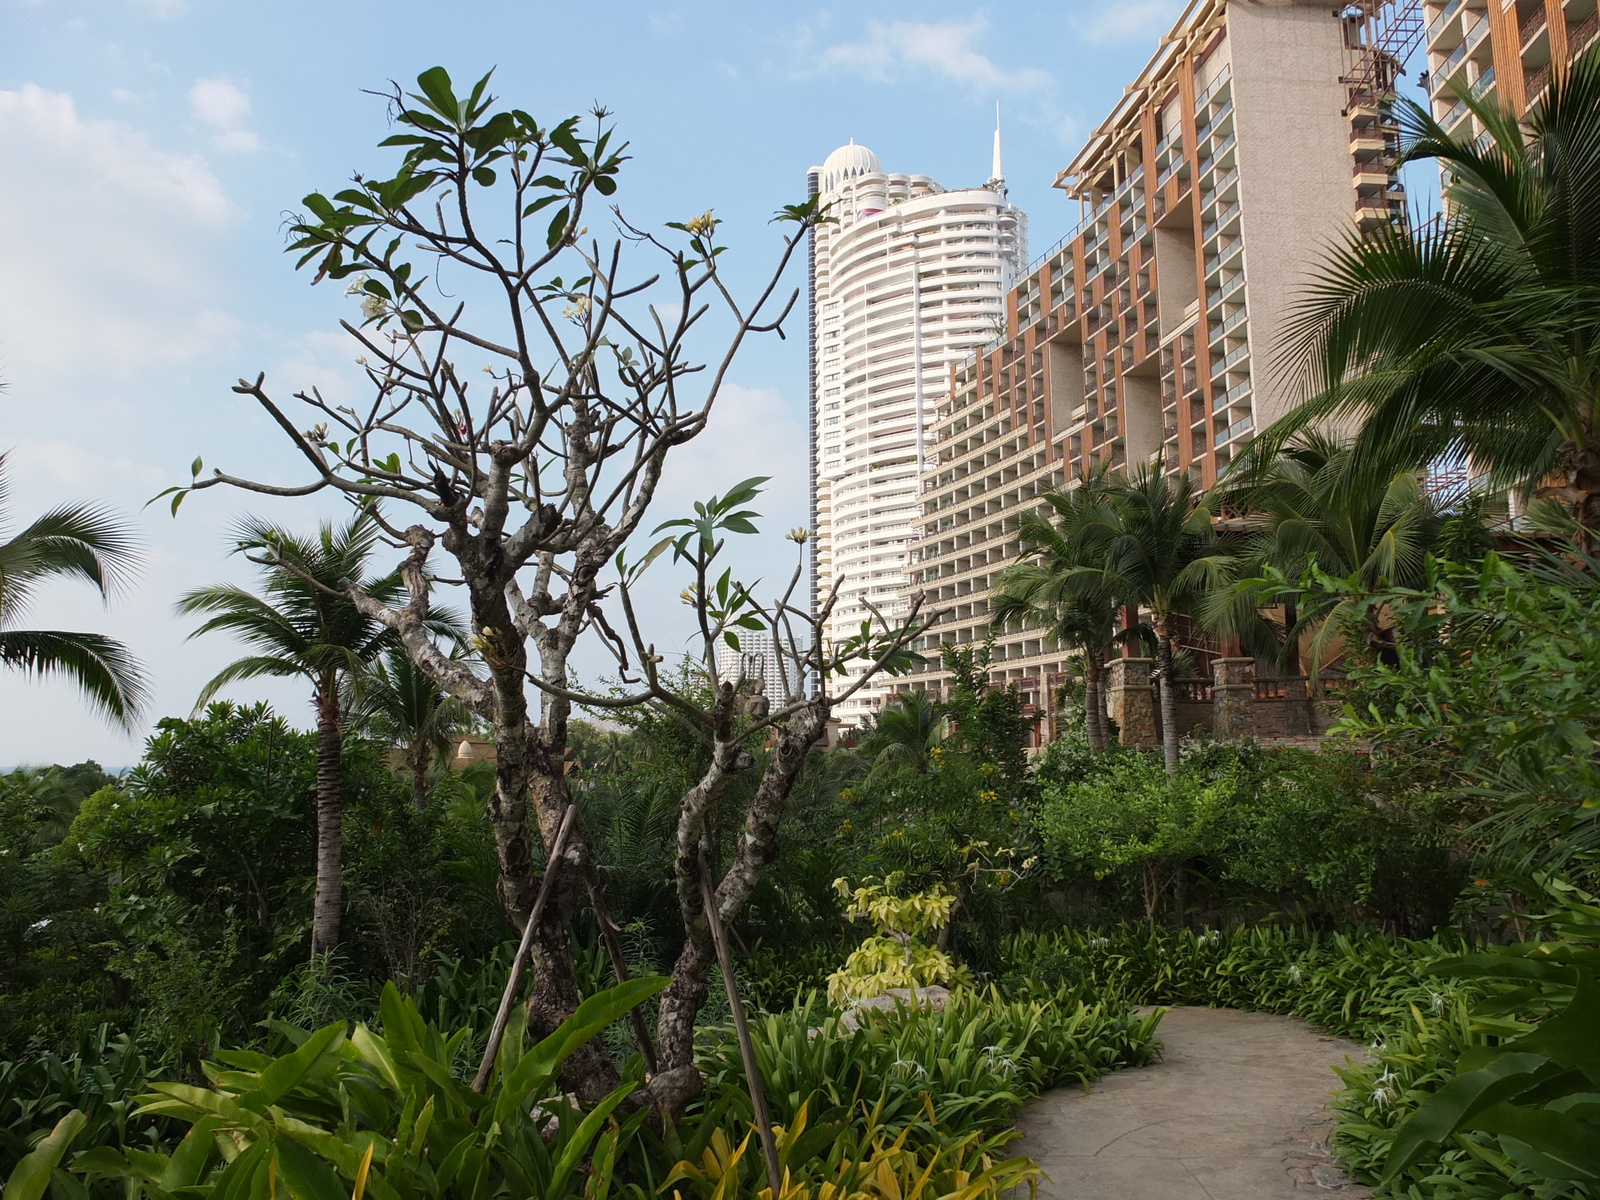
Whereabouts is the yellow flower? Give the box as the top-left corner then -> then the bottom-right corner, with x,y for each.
979,790 -> 997,804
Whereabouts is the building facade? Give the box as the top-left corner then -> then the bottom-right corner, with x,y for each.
1421,0 -> 1599,136
806,141 -> 1027,727
897,0 -> 1419,731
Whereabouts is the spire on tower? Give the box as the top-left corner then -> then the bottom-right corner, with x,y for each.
989,102 -> 1005,190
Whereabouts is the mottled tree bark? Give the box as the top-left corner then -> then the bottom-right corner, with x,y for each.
651,699 -> 829,1119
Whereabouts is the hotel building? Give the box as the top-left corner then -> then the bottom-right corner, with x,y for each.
896,0 -> 1421,731
1421,0 -> 1598,136
806,140 -> 1027,726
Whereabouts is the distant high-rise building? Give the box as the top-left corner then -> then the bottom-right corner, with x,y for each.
895,0 -> 1419,739
806,136 -> 1027,727
715,632 -> 793,701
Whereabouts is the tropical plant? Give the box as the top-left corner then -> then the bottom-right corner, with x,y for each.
0,452 -> 146,726
347,642 -> 473,809
663,1099 -> 1040,1200
1216,431 -> 1444,673
1329,548 -> 1600,879
157,63 -> 829,1114
826,877 -> 971,1006
991,469 -> 1121,752
857,692 -> 943,780
704,986 -> 1162,1149
1382,876 -> 1600,1190
177,514 -> 405,959
1272,46 -> 1600,544
14,978 -> 668,1200
1099,460 -> 1234,774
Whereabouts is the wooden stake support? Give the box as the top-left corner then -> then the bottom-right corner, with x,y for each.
699,850 -> 782,1197
472,804 -> 577,1094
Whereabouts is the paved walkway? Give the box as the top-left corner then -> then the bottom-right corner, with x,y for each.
1013,1007 -> 1372,1198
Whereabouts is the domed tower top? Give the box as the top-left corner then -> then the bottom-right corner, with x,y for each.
819,140 -> 883,192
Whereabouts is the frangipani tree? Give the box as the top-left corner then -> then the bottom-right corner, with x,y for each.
158,66 -> 911,1109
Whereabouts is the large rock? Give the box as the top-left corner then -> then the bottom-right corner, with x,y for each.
837,985 -> 951,1033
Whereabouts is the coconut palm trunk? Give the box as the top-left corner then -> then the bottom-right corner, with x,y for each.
409,747 -> 430,810
1155,615 -> 1180,776
1083,653 -> 1107,752
310,674 -> 344,960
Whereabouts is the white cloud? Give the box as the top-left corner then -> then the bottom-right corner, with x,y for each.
1074,0 -> 1184,46
0,84 -> 239,384
813,19 -> 1052,94
189,77 -> 259,152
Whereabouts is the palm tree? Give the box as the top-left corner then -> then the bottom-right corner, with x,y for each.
991,471 -> 1122,752
347,642 -> 472,809
1272,47 -> 1600,543
0,453 -> 146,726
1100,459 -> 1235,775
857,691 -> 944,780
1216,433 -> 1445,673
178,513 -> 402,959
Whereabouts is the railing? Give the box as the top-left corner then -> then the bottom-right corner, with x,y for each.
1212,378 -> 1251,411
1174,679 -> 1213,702
1353,158 -> 1390,178
1471,65 -> 1497,99
1576,10 -> 1600,55
1431,15 -> 1489,90
1525,62 -> 1551,101
1519,6 -> 1547,46
1426,0 -> 1466,45
1197,133 -> 1236,178
1193,64 -> 1232,112
1205,235 -> 1244,273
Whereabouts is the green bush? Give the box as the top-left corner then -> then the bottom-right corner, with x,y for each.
700,985 -> 1162,1150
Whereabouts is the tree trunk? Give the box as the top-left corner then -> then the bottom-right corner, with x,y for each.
309,678 -> 344,960
472,582 -> 620,1107
652,699 -> 829,1120
1156,618 -> 1179,776
410,743 -> 430,810
1084,653 -> 1106,753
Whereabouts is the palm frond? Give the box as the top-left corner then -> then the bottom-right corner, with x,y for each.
0,629 -> 148,728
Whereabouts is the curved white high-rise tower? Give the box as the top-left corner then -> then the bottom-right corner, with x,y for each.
806,138 -> 1027,726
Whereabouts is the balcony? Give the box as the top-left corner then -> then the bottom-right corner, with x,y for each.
1427,0 -> 1467,46
1519,6 -> 1548,46
1573,9 -> 1600,55
1470,65 -> 1497,99
1431,15 -> 1489,92
1352,160 -> 1392,189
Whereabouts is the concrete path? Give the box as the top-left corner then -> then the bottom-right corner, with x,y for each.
1013,1007 -> 1372,1198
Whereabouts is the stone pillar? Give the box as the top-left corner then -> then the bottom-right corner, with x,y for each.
1213,657 -> 1256,740
1283,675 -> 1311,736
1109,657 -> 1157,747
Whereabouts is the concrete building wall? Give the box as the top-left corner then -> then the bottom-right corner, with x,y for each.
1227,1 -> 1365,428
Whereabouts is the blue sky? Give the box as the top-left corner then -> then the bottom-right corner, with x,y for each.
0,0 -> 1433,766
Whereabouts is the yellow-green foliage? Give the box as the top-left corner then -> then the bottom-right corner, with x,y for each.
664,1099 -> 1039,1200
827,878 -> 973,1007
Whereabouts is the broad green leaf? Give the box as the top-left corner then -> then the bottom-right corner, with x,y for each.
4,1111 -> 85,1200
495,976 -> 668,1124
1384,1052 -> 1549,1178
1472,1101 -> 1600,1182
412,68 -> 458,122
241,1022 -> 346,1111
546,1083 -> 637,1198
274,1139 -> 347,1200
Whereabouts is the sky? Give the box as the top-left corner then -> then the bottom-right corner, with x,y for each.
0,0 -> 1436,767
